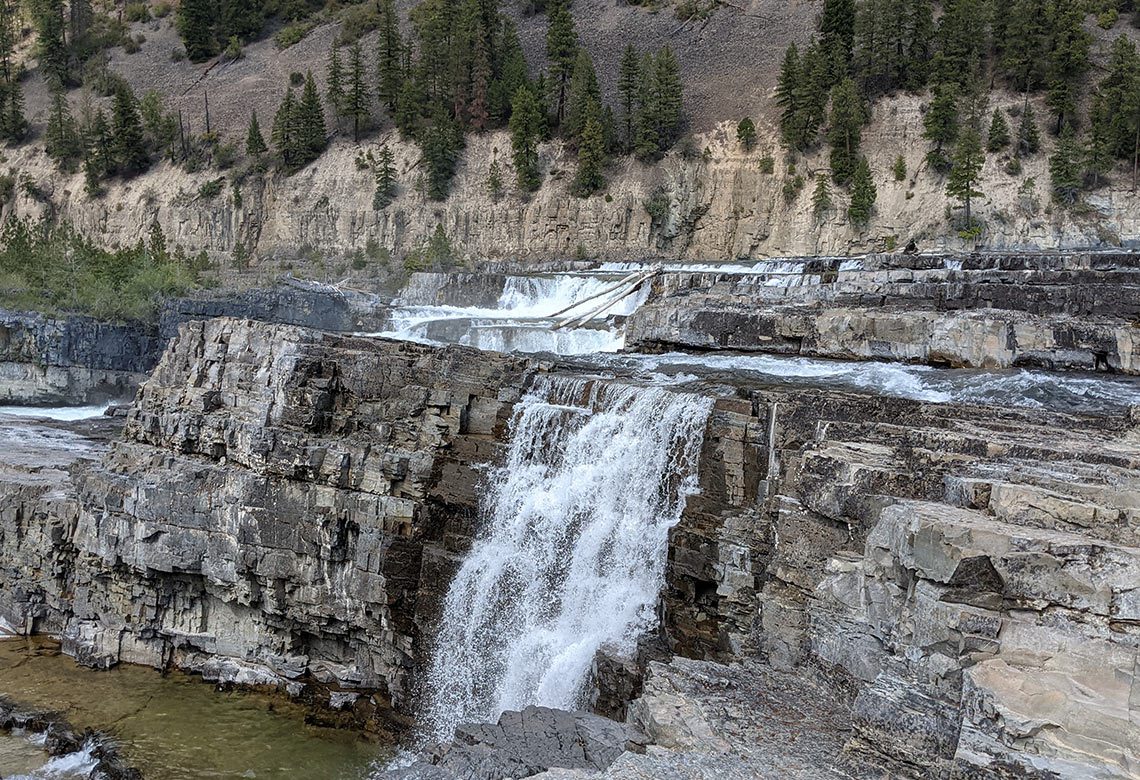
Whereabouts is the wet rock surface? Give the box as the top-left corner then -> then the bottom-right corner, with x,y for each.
0,288 -> 1137,777
0,696 -> 142,779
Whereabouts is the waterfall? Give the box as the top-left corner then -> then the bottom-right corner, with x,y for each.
421,377 -> 713,741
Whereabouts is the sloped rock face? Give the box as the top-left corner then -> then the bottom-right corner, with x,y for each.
628,253 -> 1140,373
661,377 -> 1140,777
2,314 -> 1138,777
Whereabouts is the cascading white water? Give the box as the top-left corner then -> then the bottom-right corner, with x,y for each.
421,377 -> 712,741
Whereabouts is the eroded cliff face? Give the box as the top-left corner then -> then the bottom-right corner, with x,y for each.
4,95 -> 1138,268
1,316 -> 1137,777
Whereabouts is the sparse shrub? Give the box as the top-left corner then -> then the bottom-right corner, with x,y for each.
170,47 -> 186,62
198,178 -> 224,199
892,155 -> 906,181
153,2 -> 172,18
759,155 -> 775,174
223,36 -> 242,62
782,174 -> 805,204
124,3 -> 151,22
123,36 -> 142,54
214,142 -> 238,169
338,3 -> 381,43
1098,9 -> 1118,28
289,71 -> 305,87
644,187 -> 670,225
736,117 -> 756,151
276,23 -> 311,50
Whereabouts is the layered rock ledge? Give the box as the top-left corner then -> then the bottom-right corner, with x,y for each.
1,316 -> 1137,777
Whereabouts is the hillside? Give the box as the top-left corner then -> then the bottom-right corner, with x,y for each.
1,0 -> 1139,282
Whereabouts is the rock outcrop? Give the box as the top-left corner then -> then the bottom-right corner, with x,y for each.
0,310 -> 161,404
1,313 -> 1137,777
628,252 -> 1140,373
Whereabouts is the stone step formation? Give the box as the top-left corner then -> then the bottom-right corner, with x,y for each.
0,252 -> 1137,779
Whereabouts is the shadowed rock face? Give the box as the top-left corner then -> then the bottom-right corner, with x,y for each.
1,316 -> 1137,778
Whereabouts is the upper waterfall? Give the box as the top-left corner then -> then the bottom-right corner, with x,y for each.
420,377 -> 713,742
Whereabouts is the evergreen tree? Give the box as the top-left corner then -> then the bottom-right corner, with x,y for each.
296,71 -> 328,163
903,0 -> 934,92
28,0 -> 70,87
110,84 -> 148,176
892,154 -> 907,181
1049,126 -> 1083,204
812,173 -> 833,220
139,90 -> 177,159
395,76 -> 421,137
83,108 -> 112,194
487,157 -> 504,199
422,108 -> 460,199
510,85 -> 543,191
373,143 -> 397,208
376,0 -> 404,112
1017,102 -> 1041,156
737,117 -> 757,151
924,81 -> 959,152
572,102 -> 605,196
946,127 -> 984,228
492,20 -> 527,121
245,112 -> 267,157
827,77 -> 864,185
545,0 -> 578,126
346,41 -> 371,141
933,0 -> 989,88
45,87 -> 81,169
987,109 -> 1010,152
617,44 -> 641,153
0,0 -> 26,142
1085,95 -> 1114,188
820,0 -> 856,81
1000,0 -> 1049,92
327,44 -> 346,123
1093,35 -> 1140,187
635,46 -> 683,159
272,88 -> 299,165
776,43 -> 802,148
220,0 -> 263,42
847,156 -> 877,226
177,0 -> 217,63
564,49 -> 599,143
469,34 -> 492,131
1045,0 -> 1090,133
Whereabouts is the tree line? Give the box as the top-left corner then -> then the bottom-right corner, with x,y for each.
775,0 -> 1140,233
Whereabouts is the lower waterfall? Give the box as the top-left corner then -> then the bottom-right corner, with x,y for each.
421,377 -> 713,742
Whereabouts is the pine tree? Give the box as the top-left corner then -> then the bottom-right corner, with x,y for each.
177,0 -> 217,63
776,43 -> 803,149
820,0 -> 856,82
84,108 -> 112,194
487,157 -> 504,199
376,0 -> 404,113
565,49 -> 599,143
272,88 -> 299,165
492,20 -> 527,122
296,71 -> 328,163
892,154 -> 907,181
346,41 -> 371,141
1000,0 -> 1049,92
373,143 -> 397,208
617,45 -> 641,154
395,76 -> 421,137
110,84 -> 148,176
1045,0 -> 1091,134
812,173 -> 833,220
1017,102 -> 1041,156
422,109 -> 460,200
924,81 -> 959,152
220,0 -> 262,42
987,109 -> 1010,152
903,0 -> 934,92
545,0 -> 578,126
0,0 -> 26,142
245,112 -> 267,157
934,0 -> 988,88
828,78 -> 864,185
1049,127 -> 1083,204
510,85 -> 543,191
45,87 -> 81,169
1094,35 -> 1140,188
1085,95 -> 1114,189
572,102 -> 605,196
327,44 -> 346,124
946,127 -> 984,228
848,156 -> 876,226
653,47 -> 683,148
469,34 -> 492,131
737,117 -> 757,151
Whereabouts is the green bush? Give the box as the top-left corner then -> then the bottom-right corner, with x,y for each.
275,23 -> 312,50
198,178 -> 225,199
0,218 -> 199,321
124,2 -> 151,22
152,1 -> 172,18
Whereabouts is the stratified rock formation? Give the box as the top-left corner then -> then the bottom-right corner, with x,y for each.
1,250 -> 1138,777
628,253 -> 1140,373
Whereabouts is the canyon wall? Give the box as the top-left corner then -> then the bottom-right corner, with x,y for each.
1,316 -> 1137,776
4,95 -> 1139,271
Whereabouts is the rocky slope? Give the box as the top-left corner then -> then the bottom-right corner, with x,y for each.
1,309 -> 1137,777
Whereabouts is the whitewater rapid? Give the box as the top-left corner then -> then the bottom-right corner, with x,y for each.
421,377 -> 712,741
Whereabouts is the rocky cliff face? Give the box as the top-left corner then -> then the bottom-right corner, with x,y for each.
629,252 -> 1140,374
0,310 -> 162,404
5,93 -> 1138,270
1,314 -> 1137,776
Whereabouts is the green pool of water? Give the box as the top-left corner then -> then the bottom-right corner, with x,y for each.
0,637 -> 389,779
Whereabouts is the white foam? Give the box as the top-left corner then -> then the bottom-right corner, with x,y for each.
421,378 -> 712,741
0,404 -> 111,421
